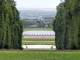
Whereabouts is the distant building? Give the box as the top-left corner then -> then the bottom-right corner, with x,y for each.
45,24 -> 48,28
29,25 -> 37,28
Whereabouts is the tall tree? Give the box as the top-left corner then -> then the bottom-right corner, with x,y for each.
0,0 -> 23,49
53,0 -> 80,50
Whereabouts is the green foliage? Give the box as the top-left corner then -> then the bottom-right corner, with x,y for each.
47,21 -> 53,28
53,0 -> 80,50
22,20 -> 33,28
37,21 -> 45,28
0,0 -> 23,49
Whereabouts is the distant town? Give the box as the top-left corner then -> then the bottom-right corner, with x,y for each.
18,8 -> 56,28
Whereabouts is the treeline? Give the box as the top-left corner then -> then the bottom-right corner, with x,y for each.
22,20 -> 53,28
22,20 -> 45,28
0,0 -> 23,49
22,20 -> 35,28
53,0 -> 80,50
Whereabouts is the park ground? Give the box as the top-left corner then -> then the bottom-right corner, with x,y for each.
0,28 -> 79,60
23,28 -> 53,31
0,50 -> 80,60
22,35 -> 55,45
22,28 -> 55,45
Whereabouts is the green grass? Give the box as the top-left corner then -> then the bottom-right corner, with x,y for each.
0,50 -> 80,60
22,38 -> 55,41
22,42 -> 55,45
23,28 -> 53,31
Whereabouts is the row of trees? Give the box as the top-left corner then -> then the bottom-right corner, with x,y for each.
37,21 -> 45,28
53,0 -> 80,50
22,20 -> 35,28
0,0 -> 23,49
22,20 -> 53,28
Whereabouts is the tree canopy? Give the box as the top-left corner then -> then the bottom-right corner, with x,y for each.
0,0 -> 23,49
53,0 -> 80,50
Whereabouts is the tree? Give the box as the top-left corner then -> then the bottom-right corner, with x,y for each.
53,0 -> 80,50
0,0 -> 23,49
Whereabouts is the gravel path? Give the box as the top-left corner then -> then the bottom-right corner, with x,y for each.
22,41 -> 55,42
23,36 -> 55,39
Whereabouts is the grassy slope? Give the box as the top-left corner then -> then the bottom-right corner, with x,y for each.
22,38 -> 55,41
23,28 -> 53,31
0,50 -> 80,60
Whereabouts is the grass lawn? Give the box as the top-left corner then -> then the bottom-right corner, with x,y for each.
0,50 -> 80,60
22,42 -> 55,45
23,28 -> 53,31
22,38 -> 55,41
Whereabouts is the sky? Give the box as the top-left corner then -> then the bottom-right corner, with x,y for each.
15,0 -> 60,9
